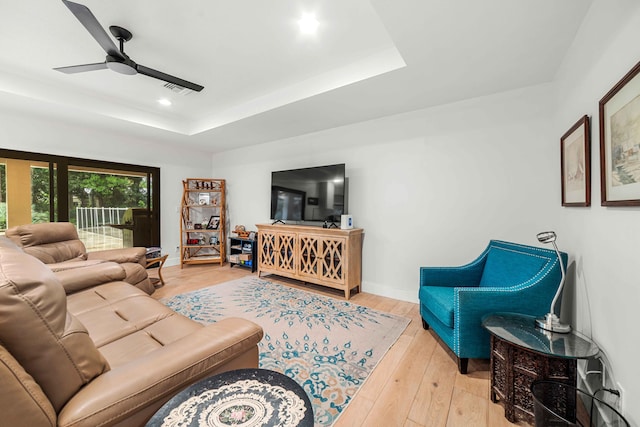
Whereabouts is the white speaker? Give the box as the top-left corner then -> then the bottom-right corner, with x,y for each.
340,214 -> 353,229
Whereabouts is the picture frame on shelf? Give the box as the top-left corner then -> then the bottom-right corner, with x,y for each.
599,59 -> 640,206
561,115 -> 591,207
194,223 -> 202,230
207,215 -> 220,230
198,192 -> 210,205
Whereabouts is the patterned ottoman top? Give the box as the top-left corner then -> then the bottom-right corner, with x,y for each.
147,369 -> 314,427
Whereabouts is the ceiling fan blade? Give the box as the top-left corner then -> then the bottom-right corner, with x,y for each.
137,64 -> 204,92
54,62 -> 108,74
62,0 -> 122,59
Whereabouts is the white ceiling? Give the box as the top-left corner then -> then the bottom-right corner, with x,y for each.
0,0 -> 592,153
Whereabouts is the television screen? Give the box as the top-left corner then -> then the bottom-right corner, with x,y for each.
271,164 -> 346,223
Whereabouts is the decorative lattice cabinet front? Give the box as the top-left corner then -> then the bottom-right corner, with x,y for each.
180,178 -> 226,267
256,224 -> 363,299
489,334 -> 576,424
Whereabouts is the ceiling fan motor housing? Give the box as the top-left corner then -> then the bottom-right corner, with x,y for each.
106,55 -> 137,75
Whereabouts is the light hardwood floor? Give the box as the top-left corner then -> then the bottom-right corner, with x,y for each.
151,263 -> 528,427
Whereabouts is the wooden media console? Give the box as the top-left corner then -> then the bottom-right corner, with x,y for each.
256,224 -> 363,299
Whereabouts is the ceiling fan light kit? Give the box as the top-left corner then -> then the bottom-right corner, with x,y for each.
56,0 -> 204,92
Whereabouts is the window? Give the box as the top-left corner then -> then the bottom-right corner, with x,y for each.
0,158 -> 55,231
0,149 -> 160,250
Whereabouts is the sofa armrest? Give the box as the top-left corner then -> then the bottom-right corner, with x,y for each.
420,263 -> 484,288
54,262 -> 126,294
57,318 -> 263,427
87,247 -> 147,267
453,284 -> 555,358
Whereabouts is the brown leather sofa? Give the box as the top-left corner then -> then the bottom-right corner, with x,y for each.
0,237 -> 264,427
5,222 -> 154,294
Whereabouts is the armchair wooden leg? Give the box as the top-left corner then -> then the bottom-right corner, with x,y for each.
457,357 -> 468,374
421,318 -> 429,330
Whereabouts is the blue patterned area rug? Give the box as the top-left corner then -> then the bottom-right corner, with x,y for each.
161,277 -> 410,426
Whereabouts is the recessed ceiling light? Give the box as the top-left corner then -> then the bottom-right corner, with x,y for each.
157,98 -> 172,106
298,13 -> 319,34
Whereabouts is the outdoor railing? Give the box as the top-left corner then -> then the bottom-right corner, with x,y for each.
76,207 -> 128,230
75,207 -> 129,251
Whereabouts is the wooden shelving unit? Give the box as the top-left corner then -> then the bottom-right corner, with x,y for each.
180,178 -> 226,268
229,236 -> 258,273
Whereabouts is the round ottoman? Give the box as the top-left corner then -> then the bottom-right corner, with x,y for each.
146,368 -> 314,427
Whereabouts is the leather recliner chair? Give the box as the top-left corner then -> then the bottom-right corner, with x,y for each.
5,222 -> 154,294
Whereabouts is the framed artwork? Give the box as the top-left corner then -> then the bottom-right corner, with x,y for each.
207,215 -> 220,230
599,59 -> 640,206
561,115 -> 590,207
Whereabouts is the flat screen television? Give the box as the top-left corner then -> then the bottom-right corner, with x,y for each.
270,164 -> 346,223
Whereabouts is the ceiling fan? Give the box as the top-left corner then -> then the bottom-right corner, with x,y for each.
54,0 -> 204,92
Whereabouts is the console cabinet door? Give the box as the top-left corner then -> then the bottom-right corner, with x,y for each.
318,237 -> 346,284
258,231 -> 277,270
276,232 -> 297,274
298,234 -> 319,280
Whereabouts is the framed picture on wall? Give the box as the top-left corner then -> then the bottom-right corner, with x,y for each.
599,59 -> 640,206
561,115 -> 591,207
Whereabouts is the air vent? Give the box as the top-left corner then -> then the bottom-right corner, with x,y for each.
163,82 -> 193,96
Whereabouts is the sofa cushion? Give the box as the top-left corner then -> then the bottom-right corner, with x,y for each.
47,259 -> 106,272
54,262 -> 127,294
478,246 -> 547,288
120,262 -> 151,286
68,282 -> 176,347
0,247 -> 109,412
17,240 -> 87,264
87,246 -> 147,266
5,222 -> 87,264
419,285 -> 455,328
0,344 -> 56,427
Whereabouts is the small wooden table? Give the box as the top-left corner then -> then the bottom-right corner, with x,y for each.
146,254 -> 168,288
482,312 -> 599,424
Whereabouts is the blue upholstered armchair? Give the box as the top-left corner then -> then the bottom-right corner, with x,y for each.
419,240 -> 567,374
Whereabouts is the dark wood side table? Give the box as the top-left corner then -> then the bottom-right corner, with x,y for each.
482,312 -> 599,424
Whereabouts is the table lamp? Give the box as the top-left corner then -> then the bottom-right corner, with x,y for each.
535,231 -> 571,333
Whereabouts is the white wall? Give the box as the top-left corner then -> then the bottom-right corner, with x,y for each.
553,0 -> 640,424
0,110 -> 212,265
212,84 -> 558,302
211,2 -> 640,422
